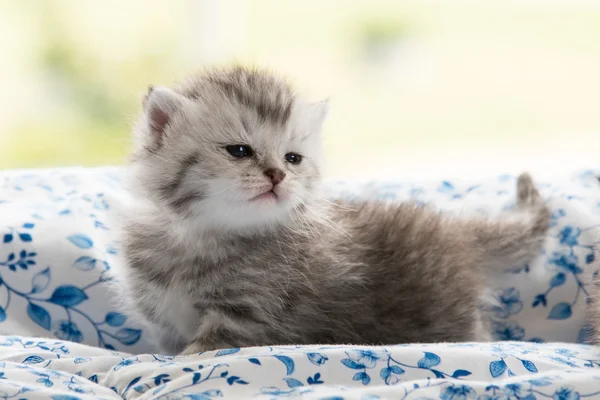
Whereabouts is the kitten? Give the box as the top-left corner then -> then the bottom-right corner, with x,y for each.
117,66 -> 550,355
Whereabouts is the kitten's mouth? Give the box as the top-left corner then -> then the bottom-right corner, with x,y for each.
250,190 -> 278,202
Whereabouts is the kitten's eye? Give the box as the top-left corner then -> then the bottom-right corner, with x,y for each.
226,145 -> 253,158
284,152 -> 302,165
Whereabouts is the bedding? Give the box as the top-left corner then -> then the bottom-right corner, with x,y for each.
0,167 -> 599,398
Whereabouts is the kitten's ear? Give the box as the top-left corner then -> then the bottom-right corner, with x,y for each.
306,100 -> 329,132
143,86 -> 187,140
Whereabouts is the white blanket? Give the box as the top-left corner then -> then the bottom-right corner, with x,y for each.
1,338 -> 600,399
0,167 -> 599,398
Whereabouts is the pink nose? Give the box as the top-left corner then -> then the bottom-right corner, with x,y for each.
264,168 -> 286,185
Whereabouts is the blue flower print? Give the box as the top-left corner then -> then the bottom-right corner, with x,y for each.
51,345 -> 69,355
555,348 -> 578,358
345,349 -> 388,369
64,377 -> 94,395
503,383 -> 522,397
306,352 -> 328,366
52,320 -> 82,343
548,252 -> 583,275
553,386 -> 580,400
493,321 -> 525,341
558,226 -> 581,246
114,357 -> 140,371
441,384 -> 476,400
493,288 -> 523,318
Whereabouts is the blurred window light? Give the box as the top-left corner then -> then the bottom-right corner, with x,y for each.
1,0 -> 599,180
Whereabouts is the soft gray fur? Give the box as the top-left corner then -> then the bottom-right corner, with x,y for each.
117,66 -> 551,355
587,247 -> 600,344
586,180 -> 600,344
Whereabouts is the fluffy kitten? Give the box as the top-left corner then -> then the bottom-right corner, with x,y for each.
117,66 -> 550,355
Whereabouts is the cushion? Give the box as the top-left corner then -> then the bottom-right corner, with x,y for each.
0,337 -> 598,399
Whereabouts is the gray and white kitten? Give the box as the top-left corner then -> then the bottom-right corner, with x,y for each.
117,66 -> 550,355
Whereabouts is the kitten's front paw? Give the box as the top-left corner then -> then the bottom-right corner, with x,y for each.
180,339 -> 229,356
180,341 -> 207,356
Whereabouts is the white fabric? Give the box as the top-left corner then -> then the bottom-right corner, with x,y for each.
0,337 -> 600,399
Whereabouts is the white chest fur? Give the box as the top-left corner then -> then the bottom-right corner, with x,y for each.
143,285 -> 199,353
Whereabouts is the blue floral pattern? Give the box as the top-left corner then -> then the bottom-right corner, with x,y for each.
0,168 -> 149,354
0,338 -> 597,398
1,167 -> 600,397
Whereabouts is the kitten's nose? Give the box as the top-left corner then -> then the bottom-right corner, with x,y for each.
264,168 -> 286,185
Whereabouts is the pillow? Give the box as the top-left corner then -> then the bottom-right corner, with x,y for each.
0,167 -> 598,354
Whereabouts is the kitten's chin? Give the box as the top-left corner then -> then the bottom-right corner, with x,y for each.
248,189 -> 279,203
250,191 -> 278,202
246,183 -> 296,204
189,195 -> 300,234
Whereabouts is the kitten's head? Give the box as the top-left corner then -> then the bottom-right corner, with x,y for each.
128,66 -> 328,232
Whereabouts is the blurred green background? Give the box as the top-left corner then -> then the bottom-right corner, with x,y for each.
2,1 -> 600,179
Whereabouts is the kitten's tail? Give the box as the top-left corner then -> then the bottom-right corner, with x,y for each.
471,172 -> 551,273
587,254 -> 600,344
